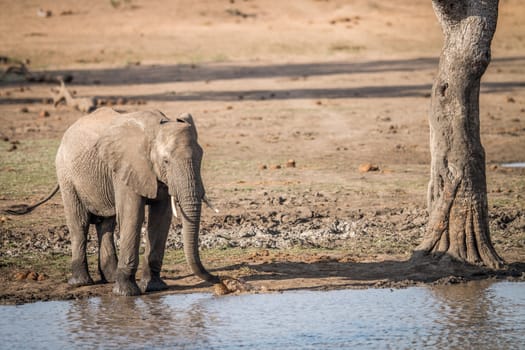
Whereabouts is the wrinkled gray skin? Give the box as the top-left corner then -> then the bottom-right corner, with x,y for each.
56,107 -> 220,296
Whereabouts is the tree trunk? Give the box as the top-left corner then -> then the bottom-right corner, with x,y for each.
414,0 -> 504,268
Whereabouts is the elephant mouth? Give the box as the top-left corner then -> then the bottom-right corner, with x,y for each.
170,195 -> 218,218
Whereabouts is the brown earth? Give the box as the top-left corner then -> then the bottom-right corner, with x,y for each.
0,0 -> 524,304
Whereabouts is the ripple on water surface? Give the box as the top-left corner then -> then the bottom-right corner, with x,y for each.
0,281 -> 524,349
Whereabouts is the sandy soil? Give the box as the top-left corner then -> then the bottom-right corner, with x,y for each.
1,0 -> 524,304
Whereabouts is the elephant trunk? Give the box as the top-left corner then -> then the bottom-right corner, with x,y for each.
178,198 -> 220,284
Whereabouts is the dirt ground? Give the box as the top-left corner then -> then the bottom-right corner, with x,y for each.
1,0 -> 524,304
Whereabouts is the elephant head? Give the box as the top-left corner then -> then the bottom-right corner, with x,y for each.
97,110 -> 220,285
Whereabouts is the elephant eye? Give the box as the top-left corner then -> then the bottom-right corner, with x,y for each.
163,159 -> 169,165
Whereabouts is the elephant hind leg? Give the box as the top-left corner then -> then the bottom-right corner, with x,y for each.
61,186 -> 93,286
96,216 -> 118,283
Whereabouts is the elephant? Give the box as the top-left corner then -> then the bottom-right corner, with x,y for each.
6,107 -> 223,295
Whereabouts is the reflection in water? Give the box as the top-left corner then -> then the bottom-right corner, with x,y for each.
430,281 -> 525,349
0,281 -> 523,349
66,294 -> 214,348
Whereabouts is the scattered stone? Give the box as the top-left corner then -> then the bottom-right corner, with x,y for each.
285,159 -> 296,168
258,164 -> 268,170
506,96 -> 516,103
27,271 -> 39,280
226,105 -> 233,110
359,163 -> 380,173
14,271 -> 29,281
270,164 -> 281,170
116,97 -> 127,105
37,8 -> 52,18
213,282 -> 230,295
39,110 -> 50,118
19,107 -> 29,113
226,8 -> 256,19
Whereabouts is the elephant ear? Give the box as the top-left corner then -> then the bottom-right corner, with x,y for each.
96,120 -> 157,199
176,113 -> 198,139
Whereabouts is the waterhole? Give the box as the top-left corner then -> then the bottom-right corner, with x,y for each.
1,281 -> 523,349
500,162 -> 525,168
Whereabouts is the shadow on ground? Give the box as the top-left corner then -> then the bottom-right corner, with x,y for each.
214,255 -> 525,291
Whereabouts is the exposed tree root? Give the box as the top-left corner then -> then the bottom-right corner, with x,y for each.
1,63 -> 72,84
51,80 -> 97,113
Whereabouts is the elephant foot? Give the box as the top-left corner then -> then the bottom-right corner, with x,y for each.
70,261 -> 93,286
113,272 -> 141,296
138,276 -> 168,293
99,266 -> 117,284
68,275 -> 94,287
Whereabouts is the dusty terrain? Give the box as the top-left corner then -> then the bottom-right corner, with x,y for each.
1,0 -> 524,304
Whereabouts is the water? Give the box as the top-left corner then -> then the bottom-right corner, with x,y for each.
0,281 -> 524,349
500,162 -> 525,168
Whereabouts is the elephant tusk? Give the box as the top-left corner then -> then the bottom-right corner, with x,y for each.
203,195 -> 219,213
170,196 -> 178,218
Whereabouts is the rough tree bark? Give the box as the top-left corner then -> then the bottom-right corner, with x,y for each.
414,0 -> 504,268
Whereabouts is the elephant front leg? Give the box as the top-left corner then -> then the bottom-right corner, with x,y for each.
139,199 -> 171,293
96,217 -> 118,283
113,192 -> 145,296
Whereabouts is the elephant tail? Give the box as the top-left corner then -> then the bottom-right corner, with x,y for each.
3,184 -> 60,215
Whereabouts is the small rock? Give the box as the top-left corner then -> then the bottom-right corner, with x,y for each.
507,96 -> 516,103
285,159 -> 296,168
37,8 -> 52,18
258,164 -> 268,170
270,164 -> 281,170
19,107 -> 29,113
14,271 -> 29,281
213,282 -> 230,296
37,273 -> 48,281
116,97 -> 127,105
359,163 -> 380,173
27,271 -> 39,280
39,110 -> 50,118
